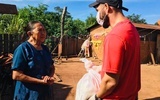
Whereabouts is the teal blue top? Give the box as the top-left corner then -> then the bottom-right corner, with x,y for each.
12,41 -> 53,100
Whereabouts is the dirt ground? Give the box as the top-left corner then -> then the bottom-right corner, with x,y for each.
53,57 -> 160,100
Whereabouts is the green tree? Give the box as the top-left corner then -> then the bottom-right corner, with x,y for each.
73,19 -> 87,35
127,13 -> 147,24
85,14 -> 96,28
0,4 -> 90,37
0,14 -> 13,34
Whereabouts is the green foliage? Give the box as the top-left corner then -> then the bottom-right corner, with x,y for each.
127,13 -> 147,24
74,19 -> 86,34
0,4 -> 89,41
85,14 -> 96,28
0,14 -> 14,34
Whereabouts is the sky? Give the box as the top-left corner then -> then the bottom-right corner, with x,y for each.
0,0 -> 160,24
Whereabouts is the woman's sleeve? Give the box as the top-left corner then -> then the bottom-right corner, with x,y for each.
12,45 -> 27,71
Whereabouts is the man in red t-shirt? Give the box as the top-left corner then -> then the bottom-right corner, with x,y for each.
89,0 -> 141,99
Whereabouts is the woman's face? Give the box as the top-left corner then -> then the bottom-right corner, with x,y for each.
30,23 -> 47,43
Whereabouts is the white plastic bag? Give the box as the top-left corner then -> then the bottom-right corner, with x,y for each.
79,58 -> 102,73
79,58 -> 94,71
75,58 -> 101,100
75,69 -> 101,100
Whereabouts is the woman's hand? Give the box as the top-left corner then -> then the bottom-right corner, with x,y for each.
42,76 -> 55,85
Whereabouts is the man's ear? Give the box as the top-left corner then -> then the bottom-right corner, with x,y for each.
104,3 -> 110,13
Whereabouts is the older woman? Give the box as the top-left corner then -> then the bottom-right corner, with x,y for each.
12,21 -> 55,100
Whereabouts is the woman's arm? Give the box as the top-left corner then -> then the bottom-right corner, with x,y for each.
12,70 -> 47,84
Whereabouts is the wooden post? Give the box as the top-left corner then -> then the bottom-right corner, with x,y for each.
58,7 -> 67,63
150,53 -> 156,65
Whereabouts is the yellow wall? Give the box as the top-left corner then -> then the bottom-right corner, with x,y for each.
90,26 -> 111,60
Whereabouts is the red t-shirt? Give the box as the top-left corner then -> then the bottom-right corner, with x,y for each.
101,19 -> 141,99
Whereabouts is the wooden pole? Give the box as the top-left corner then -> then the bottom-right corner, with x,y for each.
150,53 -> 156,65
58,7 -> 67,63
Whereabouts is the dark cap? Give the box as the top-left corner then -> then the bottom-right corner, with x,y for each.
89,0 -> 128,11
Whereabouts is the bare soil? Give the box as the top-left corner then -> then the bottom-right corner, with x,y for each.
53,57 -> 160,100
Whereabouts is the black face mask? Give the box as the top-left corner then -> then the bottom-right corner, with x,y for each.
103,15 -> 110,28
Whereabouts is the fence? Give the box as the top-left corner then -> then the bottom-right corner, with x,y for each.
0,34 -> 21,54
0,34 -> 85,57
47,35 -> 85,58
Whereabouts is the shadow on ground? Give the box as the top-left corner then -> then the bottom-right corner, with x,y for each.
145,97 -> 160,100
53,83 -> 72,100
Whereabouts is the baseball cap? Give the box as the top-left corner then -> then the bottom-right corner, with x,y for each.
89,0 -> 128,11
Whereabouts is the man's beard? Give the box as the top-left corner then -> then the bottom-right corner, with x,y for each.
103,15 -> 110,28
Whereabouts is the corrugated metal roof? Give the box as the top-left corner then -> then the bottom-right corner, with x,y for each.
0,3 -> 18,14
87,22 -> 160,31
133,23 -> 160,30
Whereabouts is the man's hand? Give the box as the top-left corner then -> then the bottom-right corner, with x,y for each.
88,94 -> 102,100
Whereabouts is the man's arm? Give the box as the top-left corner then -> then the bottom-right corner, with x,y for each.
96,72 -> 119,98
